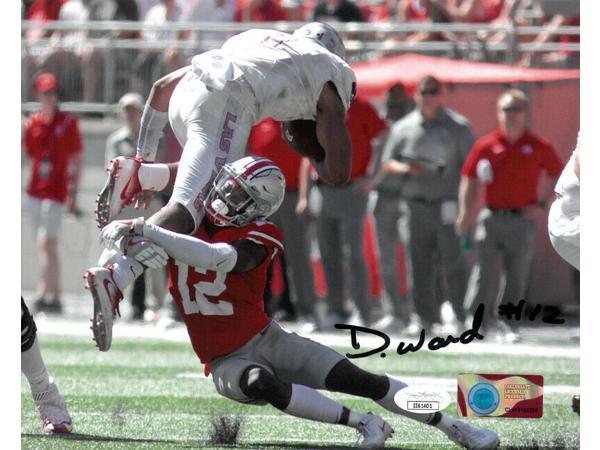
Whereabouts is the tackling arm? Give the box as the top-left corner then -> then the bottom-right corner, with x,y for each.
314,82 -> 352,185
142,222 -> 267,273
137,66 -> 190,161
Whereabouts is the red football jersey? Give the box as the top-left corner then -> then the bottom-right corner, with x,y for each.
168,219 -> 284,364
23,110 -> 82,203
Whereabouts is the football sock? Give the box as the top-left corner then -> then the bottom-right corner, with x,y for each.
21,337 -> 51,395
376,376 -> 440,424
347,410 -> 367,428
436,414 -> 459,434
139,163 -> 170,192
111,256 -> 144,292
284,384 -> 360,427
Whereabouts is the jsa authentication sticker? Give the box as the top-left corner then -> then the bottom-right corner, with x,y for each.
457,374 -> 543,418
394,385 -> 452,414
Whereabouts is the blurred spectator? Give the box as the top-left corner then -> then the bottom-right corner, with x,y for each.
23,73 -> 83,314
299,97 -> 388,328
22,0 -> 68,101
381,75 -> 474,332
482,0 -> 580,65
391,0 -> 450,43
456,89 -> 563,340
440,0 -> 504,23
371,83 -> 416,332
281,0 -> 306,21
179,0 -> 235,51
383,82 -> 416,122
138,0 -> 161,19
313,0 -> 365,22
132,0 -> 186,96
105,93 -> 169,320
518,1 -> 580,68
357,0 -> 392,22
235,0 -> 287,21
34,0 -> 90,102
24,0 -> 66,42
433,0 -> 505,60
249,118 -> 318,331
22,0 -> 36,18
77,0 -> 140,103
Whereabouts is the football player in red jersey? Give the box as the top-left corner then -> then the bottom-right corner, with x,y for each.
84,156 -> 499,449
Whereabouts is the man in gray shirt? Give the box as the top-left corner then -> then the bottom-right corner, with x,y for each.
372,83 -> 416,332
381,76 -> 474,331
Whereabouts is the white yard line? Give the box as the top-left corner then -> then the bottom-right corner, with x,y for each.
174,372 -> 579,395
35,317 -> 580,359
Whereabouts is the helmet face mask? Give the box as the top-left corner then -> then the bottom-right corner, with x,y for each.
205,157 -> 285,228
293,22 -> 346,61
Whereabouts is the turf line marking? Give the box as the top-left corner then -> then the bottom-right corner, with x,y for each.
35,319 -> 580,359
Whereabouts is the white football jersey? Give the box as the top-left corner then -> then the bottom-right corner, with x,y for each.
190,29 -> 356,121
554,147 -> 580,209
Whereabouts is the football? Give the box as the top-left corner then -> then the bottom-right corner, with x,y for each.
281,120 -> 326,162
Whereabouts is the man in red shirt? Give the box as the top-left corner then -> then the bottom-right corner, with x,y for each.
23,72 -> 83,313
235,0 -> 287,21
250,118 -> 318,329
456,89 -> 562,340
298,97 -> 388,328
85,156 -> 499,450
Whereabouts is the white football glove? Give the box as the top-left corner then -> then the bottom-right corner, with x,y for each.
100,217 -> 145,251
123,236 -> 168,269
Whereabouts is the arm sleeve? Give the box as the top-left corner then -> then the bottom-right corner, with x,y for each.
137,104 -> 169,161
143,222 -> 238,272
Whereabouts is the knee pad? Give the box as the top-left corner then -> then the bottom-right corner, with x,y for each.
239,365 -> 274,401
21,297 -> 37,352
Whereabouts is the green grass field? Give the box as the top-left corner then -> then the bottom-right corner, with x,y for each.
21,333 -> 579,449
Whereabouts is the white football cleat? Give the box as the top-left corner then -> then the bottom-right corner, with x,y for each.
84,266 -> 123,351
441,418 -> 499,449
95,156 -> 142,228
33,380 -> 72,434
355,413 -> 394,449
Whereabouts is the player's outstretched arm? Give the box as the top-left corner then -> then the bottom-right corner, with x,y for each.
117,220 -> 268,273
314,82 -> 352,185
137,66 -> 190,161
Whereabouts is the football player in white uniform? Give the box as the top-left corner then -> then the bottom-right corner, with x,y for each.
87,156 -> 499,449
95,22 -> 356,236
21,297 -> 72,433
548,133 -> 580,270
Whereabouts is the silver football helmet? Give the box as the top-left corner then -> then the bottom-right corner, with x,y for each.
205,156 -> 286,227
293,22 -> 346,60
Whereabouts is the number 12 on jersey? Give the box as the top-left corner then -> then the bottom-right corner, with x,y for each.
174,260 -> 233,316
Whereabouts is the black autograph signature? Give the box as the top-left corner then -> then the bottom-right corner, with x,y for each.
335,301 -> 565,359
335,304 -> 485,359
